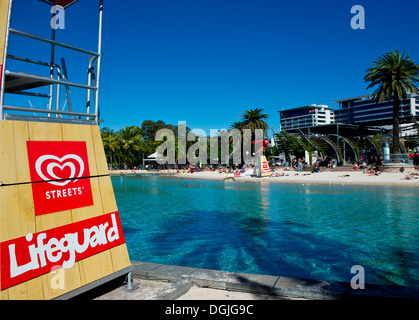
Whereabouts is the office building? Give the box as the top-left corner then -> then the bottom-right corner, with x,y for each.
279,104 -> 335,131
333,94 -> 419,125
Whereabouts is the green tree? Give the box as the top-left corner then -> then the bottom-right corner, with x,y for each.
101,127 -> 120,169
274,132 -> 305,164
364,50 -> 419,155
240,108 -> 269,138
230,121 -> 244,131
117,125 -> 142,168
239,108 -> 269,161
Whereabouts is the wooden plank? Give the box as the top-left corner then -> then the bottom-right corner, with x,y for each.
98,176 -> 118,212
111,244 -> 131,272
0,121 -> 30,299
91,126 -> 109,175
25,277 -> 45,300
0,0 -> 10,64
60,123 -> 112,285
0,120 -> 17,184
27,121 -> 82,299
88,176 -> 115,278
79,124 -> 98,177
0,123 -> 22,242
41,265 -> 83,300
0,185 -> 23,300
97,175 -> 131,272
6,282 -> 28,300
0,287 -> 9,300
13,122 -> 35,236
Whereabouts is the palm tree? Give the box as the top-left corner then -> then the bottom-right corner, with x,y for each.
230,121 -> 244,131
240,108 -> 269,138
101,127 -> 119,169
364,50 -> 419,155
118,125 -> 143,168
239,108 -> 269,152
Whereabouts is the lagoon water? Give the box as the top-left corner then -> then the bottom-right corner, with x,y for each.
112,175 -> 419,288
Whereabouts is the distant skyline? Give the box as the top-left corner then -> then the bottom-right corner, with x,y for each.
5,0 -> 419,136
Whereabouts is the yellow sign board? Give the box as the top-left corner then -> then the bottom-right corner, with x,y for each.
0,120 -> 131,300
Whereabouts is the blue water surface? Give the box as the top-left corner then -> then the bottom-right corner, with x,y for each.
112,175 -> 419,287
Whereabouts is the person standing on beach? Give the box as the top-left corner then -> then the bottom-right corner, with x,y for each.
298,158 -> 303,172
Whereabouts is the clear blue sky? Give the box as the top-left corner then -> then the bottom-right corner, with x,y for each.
6,0 -> 419,136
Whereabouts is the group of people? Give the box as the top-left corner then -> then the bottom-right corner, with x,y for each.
401,172 -> 419,180
326,160 -> 336,170
352,161 -> 367,170
291,158 -> 306,172
363,166 -> 382,176
353,156 -> 382,175
216,164 -> 251,175
284,157 -> 326,174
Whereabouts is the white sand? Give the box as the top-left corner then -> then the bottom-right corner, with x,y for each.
175,170 -> 419,187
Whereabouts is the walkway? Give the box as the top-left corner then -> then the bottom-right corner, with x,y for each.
90,261 -> 419,300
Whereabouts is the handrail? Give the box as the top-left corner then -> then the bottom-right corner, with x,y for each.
383,153 -> 413,164
8,54 -> 51,67
9,28 -> 100,57
3,105 -> 97,118
317,136 -> 341,164
7,54 -> 64,82
298,129 -> 324,158
9,91 -> 51,98
328,134 -> 359,162
5,70 -> 97,91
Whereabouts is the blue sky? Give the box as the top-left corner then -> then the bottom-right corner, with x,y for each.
5,0 -> 419,136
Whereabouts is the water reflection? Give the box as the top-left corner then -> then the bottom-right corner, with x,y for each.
112,175 -> 419,287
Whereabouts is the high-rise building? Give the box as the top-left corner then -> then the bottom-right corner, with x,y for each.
279,104 -> 335,131
333,94 -> 419,125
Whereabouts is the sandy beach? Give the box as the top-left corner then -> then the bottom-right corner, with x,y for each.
111,168 -> 419,187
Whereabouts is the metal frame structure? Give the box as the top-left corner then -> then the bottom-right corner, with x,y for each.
0,0 -> 103,125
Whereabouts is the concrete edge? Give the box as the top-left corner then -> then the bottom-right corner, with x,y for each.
131,261 -> 419,300
54,265 -> 133,300
157,278 -> 193,300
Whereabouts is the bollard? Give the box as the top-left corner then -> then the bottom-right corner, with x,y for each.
121,272 -> 139,292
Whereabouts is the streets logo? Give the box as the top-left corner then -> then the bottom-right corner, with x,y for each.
26,141 -> 94,216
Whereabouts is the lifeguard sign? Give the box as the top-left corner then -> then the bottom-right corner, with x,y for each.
0,0 -> 131,299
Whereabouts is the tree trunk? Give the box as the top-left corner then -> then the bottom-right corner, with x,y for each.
392,92 -> 400,156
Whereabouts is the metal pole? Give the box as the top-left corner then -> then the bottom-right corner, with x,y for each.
94,0 -> 103,125
48,6 -> 56,115
4,70 -> 97,90
336,123 -> 339,163
9,28 -> 100,56
121,271 -> 138,292
86,56 -> 96,116
0,0 -> 13,119
127,272 -> 133,290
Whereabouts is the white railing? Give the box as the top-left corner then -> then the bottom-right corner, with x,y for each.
383,153 -> 413,164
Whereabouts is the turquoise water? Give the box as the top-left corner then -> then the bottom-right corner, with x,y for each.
112,175 -> 419,287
